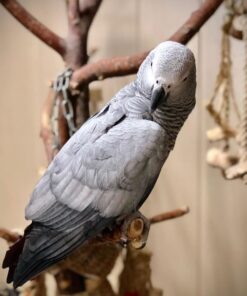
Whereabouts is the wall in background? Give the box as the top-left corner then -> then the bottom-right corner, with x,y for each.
0,1 -> 246,295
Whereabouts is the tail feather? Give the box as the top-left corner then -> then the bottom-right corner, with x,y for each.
3,237 -> 25,284
13,224 -> 87,288
3,215 -> 113,288
2,225 -> 32,283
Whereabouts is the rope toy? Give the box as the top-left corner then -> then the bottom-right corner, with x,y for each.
206,8 -> 240,173
225,13 -> 247,182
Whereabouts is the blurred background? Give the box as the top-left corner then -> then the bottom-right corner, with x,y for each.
0,0 -> 247,295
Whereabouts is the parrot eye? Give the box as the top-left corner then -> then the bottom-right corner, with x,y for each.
151,62 -> 153,67
183,77 -> 188,82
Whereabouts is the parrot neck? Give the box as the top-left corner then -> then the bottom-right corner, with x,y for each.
152,99 -> 195,149
114,82 -> 195,150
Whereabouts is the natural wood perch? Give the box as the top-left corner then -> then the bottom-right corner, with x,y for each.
0,0 -> 66,56
88,207 -> 190,249
119,248 -> 162,296
41,0 -> 224,159
0,228 -> 20,244
1,0 -> 224,165
39,1 -> 102,160
0,207 -> 190,246
40,87 -> 56,163
66,0 -> 102,68
150,206 -> 190,224
71,0 -> 224,88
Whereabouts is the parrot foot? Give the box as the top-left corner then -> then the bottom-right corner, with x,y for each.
119,235 -> 129,248
120,211 -> 150,249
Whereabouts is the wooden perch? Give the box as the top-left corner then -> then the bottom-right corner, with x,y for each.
40,87 -> 58,163
66,0 -> 102,68
150,206 -> 190,224
0,0 -> 102,65
89,207 -> 190,249
71,0 -> 224,87
0,207 -> 190,292
39,1 -> 102,159
0,228 -> 20,244
119,248 -> 162,296
1,0 -> 224,165
0,0 -> 65,56
65,0 -> 103,129
40,0 -> 224,159
0,207 -> 190,247
0,207 -> 189,294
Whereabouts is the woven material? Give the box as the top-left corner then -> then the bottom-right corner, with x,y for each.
119,248 -> 162,296
57,242 -> 121,278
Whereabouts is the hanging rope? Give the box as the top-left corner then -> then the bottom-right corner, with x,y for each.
206,4 -> 242,174
239,15 -> 247,161
224,13 -> 247,181
206,27 -> 239,139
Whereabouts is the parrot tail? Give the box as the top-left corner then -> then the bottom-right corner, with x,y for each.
2,235 -> 26,284
2,215 -> 113,288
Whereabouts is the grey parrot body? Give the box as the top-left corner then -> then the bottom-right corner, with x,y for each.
3,41 -> 196,287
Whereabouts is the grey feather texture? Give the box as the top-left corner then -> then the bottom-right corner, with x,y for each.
3,41 -> 196,287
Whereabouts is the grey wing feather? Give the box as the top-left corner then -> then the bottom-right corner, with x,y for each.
27,119 -> 167,222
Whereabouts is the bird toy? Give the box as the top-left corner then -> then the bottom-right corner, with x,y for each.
206,0 -> 247,183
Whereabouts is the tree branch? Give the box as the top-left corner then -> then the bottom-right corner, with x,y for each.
40,1 -> 103,160
168,0 -> 223,43
40,87 -> 58,163
0,0 -> 66,56
0,208 -> 189,246
65,0 -> 102,68
150,206 -> 190,224
71,0 -> 223,88
89,207 -> 190,246
0,228 -> 20,244
65,0 -> 102,132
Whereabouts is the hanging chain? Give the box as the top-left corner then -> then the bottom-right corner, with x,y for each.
51,95 -> 61,151
51,68 -> 77,151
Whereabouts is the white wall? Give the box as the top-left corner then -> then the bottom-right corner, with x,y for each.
0,1 -> 247,295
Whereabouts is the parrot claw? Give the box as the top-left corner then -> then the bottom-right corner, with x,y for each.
119,236 -> 129,248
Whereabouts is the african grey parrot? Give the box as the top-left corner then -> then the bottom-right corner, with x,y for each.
3,41 -> 196,288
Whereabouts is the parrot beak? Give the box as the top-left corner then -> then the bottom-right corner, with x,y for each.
150,85 -> 167,113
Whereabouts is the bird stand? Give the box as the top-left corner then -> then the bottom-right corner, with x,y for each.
119,247 -> 163,296
48,211 -> 152,294
1,207 -> 188,295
